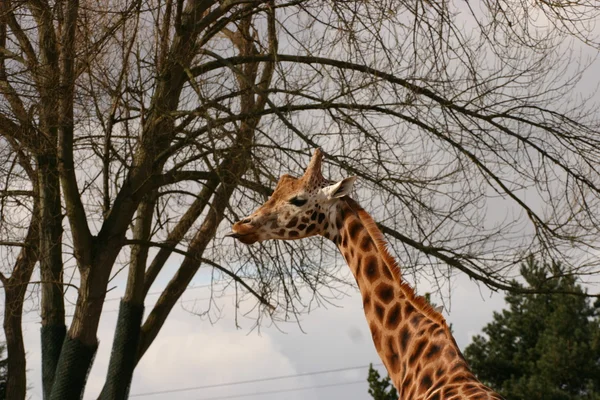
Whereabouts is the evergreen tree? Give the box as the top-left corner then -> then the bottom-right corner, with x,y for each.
367,364 -> 398,400
464,256 -> 600,400
0,343 -> 7,399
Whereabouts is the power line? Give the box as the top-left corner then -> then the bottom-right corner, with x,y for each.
129,363 -> 382,397
189,380 -> 366,400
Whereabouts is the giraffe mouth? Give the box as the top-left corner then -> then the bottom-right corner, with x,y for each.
225,231 -> 259,245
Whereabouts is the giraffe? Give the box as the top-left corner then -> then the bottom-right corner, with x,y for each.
227,149 -> 504,400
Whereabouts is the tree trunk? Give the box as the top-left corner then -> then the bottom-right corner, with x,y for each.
37,152 -> 66,399
99,196 -> 154,400
2,205 -> 38,400
97,301 -> 144,400
49,336 -> 97,400
3,287 -> 27,400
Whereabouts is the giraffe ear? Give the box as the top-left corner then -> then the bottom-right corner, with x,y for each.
322,176 -> 357,199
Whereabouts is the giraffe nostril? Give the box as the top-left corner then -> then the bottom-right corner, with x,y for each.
240,218 -> 252,225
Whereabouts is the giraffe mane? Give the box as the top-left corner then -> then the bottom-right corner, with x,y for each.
343,197 -> 448,327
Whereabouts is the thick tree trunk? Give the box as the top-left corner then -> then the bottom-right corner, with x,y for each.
49,260 -> 102,400
49,336 -> 97,400
33,2 -> 66,398
3,287 -> 27,400
98,301 -> 144,400
3,215 -> 38,400
37,152 -> 66,399
96,177 -> 220,399
99,196 -> 154,400
41,324 -> 67,399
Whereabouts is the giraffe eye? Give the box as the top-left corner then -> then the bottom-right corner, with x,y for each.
289,197 -> 308,207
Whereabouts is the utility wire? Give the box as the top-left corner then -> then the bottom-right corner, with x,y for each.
130,363 -> 383,397
189,380 -> 366,400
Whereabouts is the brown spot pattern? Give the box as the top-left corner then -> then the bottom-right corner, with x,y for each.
409,339 -> 427,366
348,219 -> 362,238
381,265 -> 393,279
400,326 -> 411,352
355,255 -> 362,277
376,283 -> 395,304
385,303 -> 401,329
286,217 -> 298,228
420,374 -> 433,392
374,303 -> 385,322
364,256 -> 379,282
360,235 -> 373,251
425,343 -> 441,360
411,314 -> 423,327
386,336 -> 400,373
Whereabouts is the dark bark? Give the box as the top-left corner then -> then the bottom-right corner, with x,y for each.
40,324 -> 66,400
37,153 -> 66,399
97,301 -> 144,400
98,195 -> 155,400
49,336 -> 97,400
2,211 -> 38,400
3,288 -> 27,400
126,196 -> 157,303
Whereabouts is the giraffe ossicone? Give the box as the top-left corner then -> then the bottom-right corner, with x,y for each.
228,148 -> 504,400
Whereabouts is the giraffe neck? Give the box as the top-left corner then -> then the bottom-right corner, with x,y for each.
326,198 -> 502,400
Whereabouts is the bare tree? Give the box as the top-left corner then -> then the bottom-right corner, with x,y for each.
0,139 -> 37,400
1,0 -> 600,399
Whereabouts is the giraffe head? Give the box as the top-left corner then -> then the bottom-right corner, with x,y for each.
227,149 -> 356,244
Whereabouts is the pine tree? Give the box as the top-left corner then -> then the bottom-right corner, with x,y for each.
464,255 -> 600,400
367,364 -> 398,400
0,343 -> 7,400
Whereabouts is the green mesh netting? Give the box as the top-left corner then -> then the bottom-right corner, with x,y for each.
99,300 -> 144,400
41,324 -> 66,400
49,335 -> 97,400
